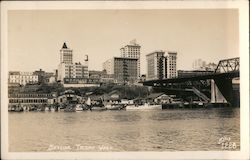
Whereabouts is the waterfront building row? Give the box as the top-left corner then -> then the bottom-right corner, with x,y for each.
8,91 -> 83,106
9,98 -> 48,104
9,93 -> 53,98
8,90 -> 176,107
8,93 -> 53,105
9,70 -> 57,86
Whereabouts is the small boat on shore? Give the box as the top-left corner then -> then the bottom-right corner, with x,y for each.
29,106 -> 36,111
8,107 -> 12,112
50,107 -> 56,112
105,104 -> 124,110
37,108 -> 42,112
23,105 -> 30,111
64,106 -> 75,112
126,103 -> 162,110
75,104 -> 84,112
9,106 -> 16,112
45,107 -> 50,111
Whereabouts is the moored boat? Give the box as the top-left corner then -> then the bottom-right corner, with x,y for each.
50,107 -> 56,112
105,104 -> 124,110
75,104 -> 84,112
64,106 -> 75,112
126,103 -> 162,110
13,104 -> 24,112
45,106 -> 50,111
90,106 -> 107,111
23,105 -> 30,111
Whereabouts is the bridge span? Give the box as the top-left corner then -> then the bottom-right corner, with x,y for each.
143,71 -> 239,86
142,57 -> 240,106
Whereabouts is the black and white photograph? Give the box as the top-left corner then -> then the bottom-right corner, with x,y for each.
1,1 -> 249,160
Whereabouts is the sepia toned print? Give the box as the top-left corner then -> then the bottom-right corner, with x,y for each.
8,9 -> 240,152
1,1 -> 249,160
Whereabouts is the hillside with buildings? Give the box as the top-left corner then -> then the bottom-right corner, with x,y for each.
8,40 -> 238,110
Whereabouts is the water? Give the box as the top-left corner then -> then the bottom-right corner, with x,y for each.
9,107 -> 240,152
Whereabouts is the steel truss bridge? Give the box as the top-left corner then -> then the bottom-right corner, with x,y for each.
142,57 -> 240,105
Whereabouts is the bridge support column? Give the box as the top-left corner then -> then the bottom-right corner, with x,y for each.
213,78 -> 233,105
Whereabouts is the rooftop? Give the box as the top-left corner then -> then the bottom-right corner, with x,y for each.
146,50 -> 165,57
120,39 -> 141,49
114,57 -> 138,60
147,93 -> 165,99
168,52 -> 177,55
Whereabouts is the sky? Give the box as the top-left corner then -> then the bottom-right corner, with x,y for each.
8,9 -> 239,74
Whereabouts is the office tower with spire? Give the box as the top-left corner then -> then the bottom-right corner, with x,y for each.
120,39 -> 141,78
57,42 -> 89,83
60,42 -> 73,64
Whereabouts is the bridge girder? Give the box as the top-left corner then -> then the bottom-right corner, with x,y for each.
215,57 -> 239,73
142,57 -> 240,105
143,71 -> 239,86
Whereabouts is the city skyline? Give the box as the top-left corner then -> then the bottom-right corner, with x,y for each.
8,9 -> 239,74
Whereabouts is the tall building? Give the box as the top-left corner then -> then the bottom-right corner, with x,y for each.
103,57 -> 138,83
146,51 -> 177,80
9,71 -> 38,85
146,51 -> 166,80
60,42 -> 73,64
166,52 -> 177,78
120,39 -> 141,78
57,42 -> 89,83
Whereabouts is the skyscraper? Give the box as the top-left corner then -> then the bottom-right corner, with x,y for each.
57,42 -> 88,83
103,57 -> 138,84
60,42 -> 73,64
146,51 -> 177,80
166,52 -> 177,78
120,39 -> 141,78
146,51 -> 166,80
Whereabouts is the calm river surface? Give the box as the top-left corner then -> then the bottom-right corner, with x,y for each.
9,107 -> 240,152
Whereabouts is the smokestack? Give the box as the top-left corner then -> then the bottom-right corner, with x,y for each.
84,55 -> 88,66
84,55 -> 88,61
